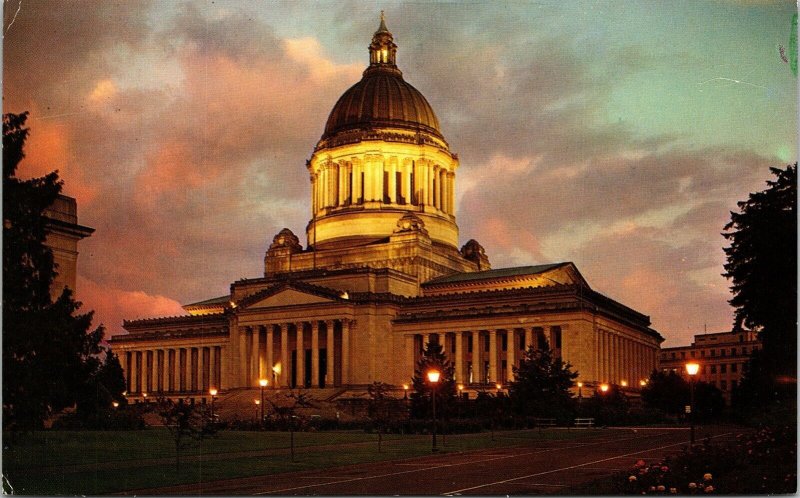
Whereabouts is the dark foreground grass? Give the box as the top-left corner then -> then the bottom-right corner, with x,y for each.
3,428 -> 606,495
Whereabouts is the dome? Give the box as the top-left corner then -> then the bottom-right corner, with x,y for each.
322,71 -> 443,140
319,13 -> 445,145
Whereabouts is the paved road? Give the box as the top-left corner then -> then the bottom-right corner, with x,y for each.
129,426 -> 740,495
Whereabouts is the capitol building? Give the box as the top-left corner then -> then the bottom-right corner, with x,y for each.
111,16 -> 662,400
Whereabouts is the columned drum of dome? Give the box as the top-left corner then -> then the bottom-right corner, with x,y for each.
307,15 -> 460,250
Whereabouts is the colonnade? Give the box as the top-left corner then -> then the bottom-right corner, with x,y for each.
312,156 -> 455,215
409,326 -> 562,385
595,329 -> 653,386
237,318 -> 351,389
121,345 -> 223,394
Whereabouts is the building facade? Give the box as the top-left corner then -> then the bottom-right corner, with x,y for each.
659,330 -> 761,403
44,194 -> 94,299
110,16 -> 663,400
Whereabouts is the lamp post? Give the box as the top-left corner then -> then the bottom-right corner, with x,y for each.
427,369 -> 440,452
685,362 -> 700,445
254,399 -> 260,423
458,384 -> 464,418
577,381 -> 583,403
599,383 -> 609,394
402,383 -> 409,400
209,388 -> 218,419
259,379 -> 268,426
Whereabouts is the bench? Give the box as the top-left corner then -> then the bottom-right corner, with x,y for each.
533,417 -> 557,428
574,417 -> 595,428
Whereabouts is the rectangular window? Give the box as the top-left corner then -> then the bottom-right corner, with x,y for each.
731,348 -> 736,356
720,349 -> 726,357
710,349 -> 715,357
552,326 -> 562,349
681,351 -> 686,359
485,335 -> 490,351
671,352 -> 676,359
501,334 -> 507,351
519,333 -> 525,351
731,363 -> 737,372
468,335 -> 473,353
711,365 -> 717,374
691,351 -> 696,358
720,364 -> 727,373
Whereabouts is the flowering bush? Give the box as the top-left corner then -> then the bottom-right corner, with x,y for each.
611,425 -> 796,494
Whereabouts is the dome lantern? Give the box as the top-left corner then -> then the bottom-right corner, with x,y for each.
368,11 -> 398,71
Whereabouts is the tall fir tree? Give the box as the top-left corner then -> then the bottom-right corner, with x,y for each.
3,112 -> 110,430
723,164 -> 796,377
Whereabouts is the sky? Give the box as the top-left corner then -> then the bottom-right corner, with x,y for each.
4,0 -> 797,347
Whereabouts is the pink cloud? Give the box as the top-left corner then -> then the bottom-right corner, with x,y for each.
76,275 -> 185,337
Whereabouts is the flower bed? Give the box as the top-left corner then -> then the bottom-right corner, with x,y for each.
612,426 -> 796,494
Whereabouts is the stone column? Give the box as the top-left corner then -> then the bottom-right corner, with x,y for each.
120,352 -> 129,392
142,350 -> 151,394
401,160 -> 412,204
130,351 -> 138,393
266,326 -> 274,386
472,330 -> 480,383
171,349 -> 179,392
311,321 -> 320,387
251,326 -> 261,385
207,346 -> 216,389
433,165 -> 440,209
525,328 -> 533,353
239,327 -> 248,387
388,157 -> 397,204
339,163 -> 348,206
488,330 -> 498,383
426,161 -> 434,206
326,320 -> 335,387
455,332 -> 464,383
217,346 -> 225,390
448,172 -> 455,214
153,350 -> 161,392
199,346 -> 207,391
352,159 -> 362,204
295,322 -> 305,387
341,319 -> 351,385
280,323 -> 289,387
507,330 -> 516,382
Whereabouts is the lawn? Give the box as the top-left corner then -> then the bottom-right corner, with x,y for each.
3,428 -> 607,495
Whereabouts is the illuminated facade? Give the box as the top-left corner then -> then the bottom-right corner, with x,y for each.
110,16 -> 663,401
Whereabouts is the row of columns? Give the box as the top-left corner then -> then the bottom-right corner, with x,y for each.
312,157 -> 455,214
412,326 -> 562,385
238,319 -> 351,389
596,329 -> 653,385
120,346 -> 223,394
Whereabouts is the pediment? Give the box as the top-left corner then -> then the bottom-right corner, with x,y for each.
245,288 -> 335,309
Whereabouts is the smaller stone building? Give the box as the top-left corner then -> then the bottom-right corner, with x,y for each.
659,330 -> 761,403
43,194 -> 94,299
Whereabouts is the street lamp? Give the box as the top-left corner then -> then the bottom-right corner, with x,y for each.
254,399 -> 261,422
685,362 -> 700,445
577,381 -> 583,402
427,369 -> 441,452
259,379 -> 268,426
639,379 -> 647,387
209,387 -> 218,419
112,401 -> 120,409
599,383 -> 609,393
620,380 -> 628,387
402,383 -> 409,399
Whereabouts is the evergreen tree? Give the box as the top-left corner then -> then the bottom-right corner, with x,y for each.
723,164 -> 797,380
410,340 -> 456,419
508,346 -> 577,419
2,112 -> 109,430
640,370 -> 689,416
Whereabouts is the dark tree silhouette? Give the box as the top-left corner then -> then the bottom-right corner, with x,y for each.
410,340 -> 456,420
641,370 -> 690,416
158,398 -> 212,472
723,163 -> 796,380
508,346 -> 577,420
3,112 -> 110,431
